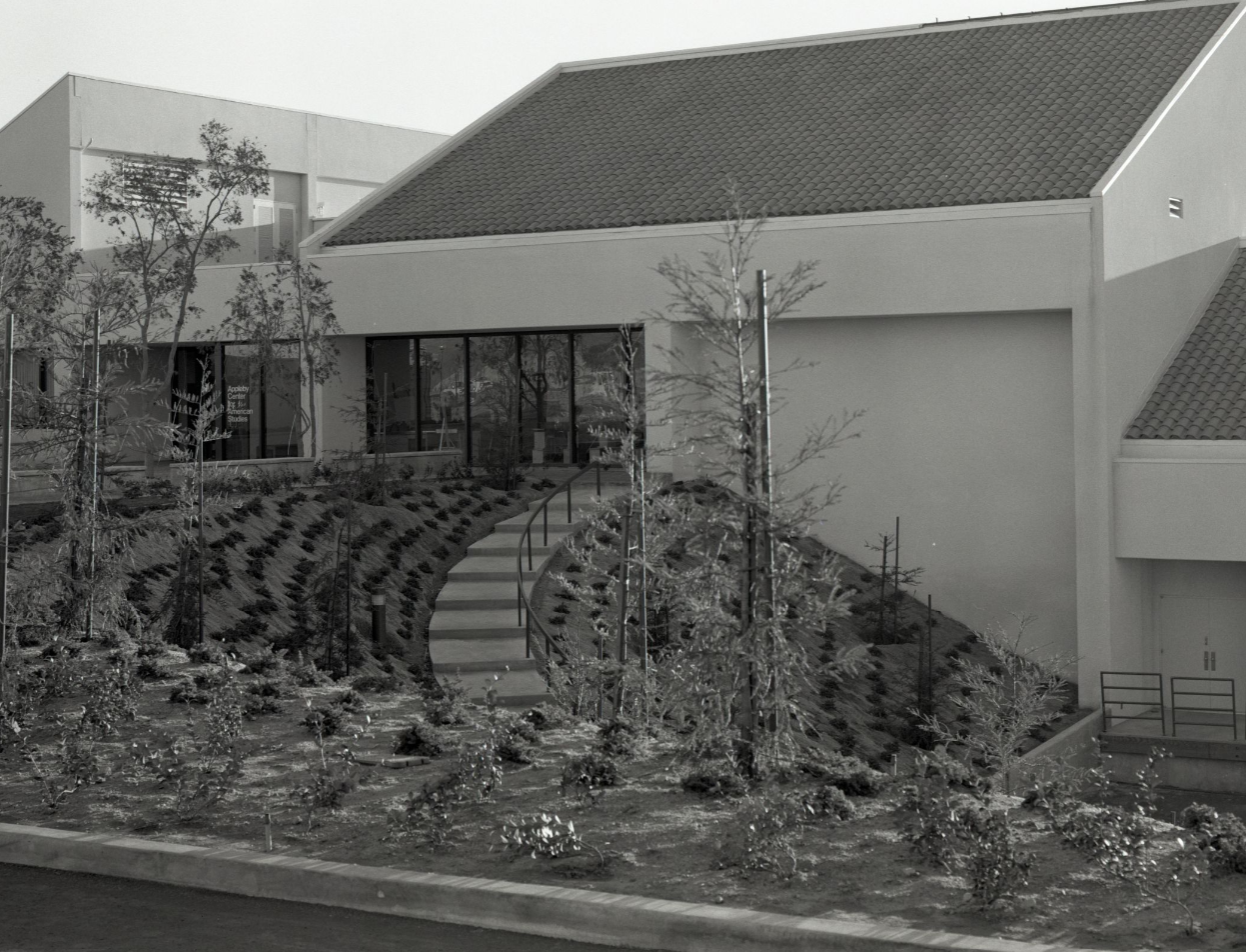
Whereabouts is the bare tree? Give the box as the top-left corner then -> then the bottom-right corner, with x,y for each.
82,121 -> 269,438
224,252 -> 341,459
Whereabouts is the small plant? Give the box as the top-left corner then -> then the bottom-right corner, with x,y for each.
302,706 -> 343,737
681,761 -> 748,798
522,702 -> 573,731
801,749 -> 884,797
594,716 -> 644,759
386,774 -> 459,849
724,790 -> 814,877
560,753 -> 620,804
1181,803 -> 1246,876
498,813 -> 602,865
330,688 -> 367,713
32,730 -> 106,811
424,678 -> 471,726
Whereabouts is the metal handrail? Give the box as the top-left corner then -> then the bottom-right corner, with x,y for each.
1171,676 -> 1237,740
1100,671 -> 1166,736
516,462 -> 605,665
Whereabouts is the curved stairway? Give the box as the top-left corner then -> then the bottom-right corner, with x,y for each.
428,475 -> 626,708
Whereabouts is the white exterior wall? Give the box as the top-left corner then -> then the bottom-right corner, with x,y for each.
774,312 -> 1077,661
311,202 -> 1088,665
0,78 -> 72,231
1093,4 -> 1246,686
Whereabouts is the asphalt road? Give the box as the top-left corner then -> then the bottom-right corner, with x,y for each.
0,863 -> 635,951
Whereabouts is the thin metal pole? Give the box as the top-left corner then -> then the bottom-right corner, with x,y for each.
344,500 -> 353,675
87,308 -> 101,640
892,516 -> 901,639
0,313 -> 14,698
616,502 -> 630,714
878,537 -> 889,644
197,434 -> 205,644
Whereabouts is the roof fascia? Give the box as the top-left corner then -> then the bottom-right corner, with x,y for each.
1094,0 -> 1246,196
310,199 -> 1090,259
0,73 -> 71,141
303,63 -> 565,254
559,0 -> 1232,71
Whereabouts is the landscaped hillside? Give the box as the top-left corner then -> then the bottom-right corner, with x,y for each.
7,471 -> 536,681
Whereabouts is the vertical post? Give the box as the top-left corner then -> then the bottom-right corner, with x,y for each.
892,516 -> 901,640
0,313 -> 13,698
616,503 -> 631,714
877,537 -> 889,645
197,435 -> 205,644
87,308 -> 101,640
344,501 -> 353,675
370,593 -> 385,644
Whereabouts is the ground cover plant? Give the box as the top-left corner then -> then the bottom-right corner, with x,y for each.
2,638 -> 1245,951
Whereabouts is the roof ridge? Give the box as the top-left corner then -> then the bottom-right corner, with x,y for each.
560,0 -> 1236,72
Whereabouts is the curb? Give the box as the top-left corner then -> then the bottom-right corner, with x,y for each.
0,823 -> 1107,952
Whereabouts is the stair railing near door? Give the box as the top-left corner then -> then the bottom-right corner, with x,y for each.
516,462 -> 605,664
1170,676 -> 1237,740
1100,671 -> 1166,735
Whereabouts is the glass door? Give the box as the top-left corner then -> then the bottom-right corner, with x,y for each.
520,334 -> 571,466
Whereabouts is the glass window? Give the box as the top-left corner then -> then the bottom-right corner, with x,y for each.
573,330 -> 641,464
262,342 -> 303,459
469,335 -> 519,470
520,334 -> 572,465
417,338 -> 464,452
222,343 -> 263,460
370,338 -> 417,453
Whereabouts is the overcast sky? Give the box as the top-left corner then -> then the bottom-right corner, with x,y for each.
2,0 -> 1130,135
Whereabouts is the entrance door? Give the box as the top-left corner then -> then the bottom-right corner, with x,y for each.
1158,595 -> 1246,715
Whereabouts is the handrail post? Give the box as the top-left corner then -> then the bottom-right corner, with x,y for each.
527,529 -> 533,571
567,480 -> 572,524
596,461 -> 601,497
543,502 -> 548,548
525,605 -> 531,659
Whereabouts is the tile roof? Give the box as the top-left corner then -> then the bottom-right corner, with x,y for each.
1128,249 -> 1246,440
326,3 -> 1234,246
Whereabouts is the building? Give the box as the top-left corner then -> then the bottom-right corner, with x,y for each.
298,0 -> 1246,708
0,73 -> 448,464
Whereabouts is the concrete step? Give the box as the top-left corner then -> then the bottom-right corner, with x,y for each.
449,667 -> 549,702
466,541 -> 553,558
431,637 -> 531,665
435,580 -> 531,612
429,608 -> 523,631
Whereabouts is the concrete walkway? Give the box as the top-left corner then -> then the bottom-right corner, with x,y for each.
429,473 -> 627,707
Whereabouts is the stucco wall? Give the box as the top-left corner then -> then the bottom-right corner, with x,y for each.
0,77 -> 71,231
773,312 -> 1078,663
1088,3 -> 1246,696
1116,453 -> 1246,560
311,203 -> 1088,335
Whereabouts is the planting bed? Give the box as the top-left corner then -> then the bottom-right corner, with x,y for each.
0,651 -> 1244,952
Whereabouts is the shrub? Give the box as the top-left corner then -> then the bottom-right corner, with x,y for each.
425,680 -> 471,726
330,688 -> 367,713
522,702 -> 572,731
1182,804 -> 1246,876
241,646 -> 284,676
242,696 -> 283,719
725,791 -> 813,876
560,753 -> 619,803
167,678 -> 210,705
352,673 -> 401,693
302,706 -> 343,738
801,783 -> 856,821
801,750 -> 884,797
594,717 -> 643,759
129,731 -> 247,820
681,761 -> 748,798
393,719 -> 448,758
187,643 -> 227,665
386,774 -> 459,849
294,757 -> 359,828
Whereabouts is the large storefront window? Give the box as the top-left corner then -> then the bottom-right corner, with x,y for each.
169,342 -> 305,460
367,328 -> 641,468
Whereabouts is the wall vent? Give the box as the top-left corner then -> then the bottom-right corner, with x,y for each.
1169,197 -> 1184,219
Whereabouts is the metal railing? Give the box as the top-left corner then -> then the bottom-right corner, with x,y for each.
1171,676 -> 1237,740
1100,671 -> 1166,736
516,462 -> 605,664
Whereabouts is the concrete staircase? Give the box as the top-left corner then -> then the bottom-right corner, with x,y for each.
428,473 -> 626,708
